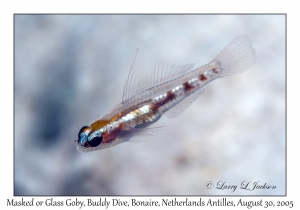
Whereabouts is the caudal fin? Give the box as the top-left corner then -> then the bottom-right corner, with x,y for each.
213,35 -> 256,77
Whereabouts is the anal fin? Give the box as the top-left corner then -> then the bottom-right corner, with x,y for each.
164,88 -> 205,118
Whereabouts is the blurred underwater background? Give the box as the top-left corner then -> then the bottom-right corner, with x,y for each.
14,14 -> 285,195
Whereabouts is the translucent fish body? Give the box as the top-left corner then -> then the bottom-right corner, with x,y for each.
75,35 -> 256,152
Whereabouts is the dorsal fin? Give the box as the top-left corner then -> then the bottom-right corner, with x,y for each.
150,62 -> 194,88
103,53 -> 197,120
122,48 -> 145,103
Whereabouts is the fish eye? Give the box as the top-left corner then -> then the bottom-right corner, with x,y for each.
78,126 -> 90,145
77,126 -> 102,148
78,126 -> 89,139
87,135 -> 103,147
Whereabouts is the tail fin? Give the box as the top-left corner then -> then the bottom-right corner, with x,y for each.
213,35 -> 256,77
